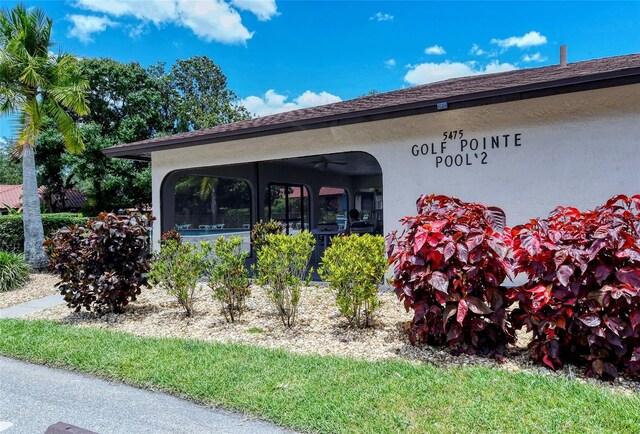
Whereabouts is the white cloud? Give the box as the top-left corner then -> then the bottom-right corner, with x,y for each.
127,22 -> 147,39
295,90 -> 342,107
370,12 -> 394,21
176,0 -> 252,43
73,0 -> 259,44
424,45 -> 446,55
404,60 -> 517,85
384,58 -> 396,68
240,89 -> 342,117
491,31 -> 547,49
483,60 -> 518,74
67,14 -> 117,43
74,0 -> 176,24
230,0 -> 278,21
469,43 -> 485,56
522,52 -> 547,62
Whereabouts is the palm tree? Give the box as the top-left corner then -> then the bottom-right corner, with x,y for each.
199,176 -> 219,222
0,5 -> 89,268
175,176 -> 220,223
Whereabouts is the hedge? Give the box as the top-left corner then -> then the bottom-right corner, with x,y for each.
0,214 -> 88,253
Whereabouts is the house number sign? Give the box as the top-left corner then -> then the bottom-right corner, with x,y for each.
410,130 -> 523,168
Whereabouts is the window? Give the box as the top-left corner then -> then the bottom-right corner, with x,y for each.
318,187 -> 348,229
354,188 -> 383,233
265,183 -> 310,234
174,175 -> 251,250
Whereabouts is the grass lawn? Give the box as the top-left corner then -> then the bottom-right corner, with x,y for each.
0,319 -> 638,434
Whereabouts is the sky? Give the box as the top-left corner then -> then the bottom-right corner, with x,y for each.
1,0 -> 639,138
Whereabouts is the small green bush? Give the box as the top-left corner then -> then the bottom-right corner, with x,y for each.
0,213 -> 88,253
0,251 -> 30,292
319,234 -> 387,327
255,231 -> 315,327
204,236 -> 250,322
45,212 -> 152,314
251,219 -> 284,253
149,237 -> 206,317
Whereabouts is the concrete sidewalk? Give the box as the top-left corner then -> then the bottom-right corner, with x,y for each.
0,356 -> 295,434
0,295 -> 64,319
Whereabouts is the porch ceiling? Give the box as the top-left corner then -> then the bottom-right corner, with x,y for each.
275,153 -> 381,177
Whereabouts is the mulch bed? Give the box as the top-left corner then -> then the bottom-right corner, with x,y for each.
27,282 -> 639,394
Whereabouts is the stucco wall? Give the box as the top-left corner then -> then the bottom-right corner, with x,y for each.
151,84 -> 640,247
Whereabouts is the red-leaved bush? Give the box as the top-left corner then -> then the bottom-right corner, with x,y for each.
387,195 -> 515,354
509,194 -> 640,379
45,212 -> 153,314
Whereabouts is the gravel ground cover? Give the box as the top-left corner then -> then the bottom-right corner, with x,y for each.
0,273 -> 58,309
27,282 -> 639,394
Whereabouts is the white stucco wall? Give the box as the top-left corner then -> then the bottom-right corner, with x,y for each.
151,84 -> 640,246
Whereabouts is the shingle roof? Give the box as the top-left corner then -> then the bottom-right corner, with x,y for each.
104,53 -> 640,159
0,185 -> 23,209
0,184 -> 87,210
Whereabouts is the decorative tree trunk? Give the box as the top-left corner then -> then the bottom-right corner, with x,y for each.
22,144 -> 48,269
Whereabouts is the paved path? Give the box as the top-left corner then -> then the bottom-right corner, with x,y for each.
0,295 -> 64,319
0,356 -> 295,434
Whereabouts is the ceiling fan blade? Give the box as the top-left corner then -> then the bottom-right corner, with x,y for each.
306,158 -> 347,166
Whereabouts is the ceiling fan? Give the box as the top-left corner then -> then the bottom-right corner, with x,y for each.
308,156 -> 348,171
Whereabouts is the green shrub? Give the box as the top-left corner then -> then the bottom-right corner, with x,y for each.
0,213 -> 88,253
251,219 -> 284,253
255,232 -> 315,327
149,237 -> 206,317
45,212 -> 152,314
0,251 -> 30,292
204,236 -> 250,322
319,234 -> 387,327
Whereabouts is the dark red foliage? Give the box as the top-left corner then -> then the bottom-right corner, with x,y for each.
161,228 -> 182,245
509,194 -> 640,379
387,195 -> 515,355
45,212 -> 153,314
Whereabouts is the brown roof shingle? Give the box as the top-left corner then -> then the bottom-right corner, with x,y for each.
104,53 -> 640,159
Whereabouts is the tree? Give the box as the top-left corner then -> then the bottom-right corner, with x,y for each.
176,176 -> 220,222
66,58 -> 166,213
80,58 -> 167,141
70,56 -> 249,213
164,56 -> 250,132
0,5 -> 89,268
35,124 -> 76,212
0,138 -> 21,184
17,55 -> 249,216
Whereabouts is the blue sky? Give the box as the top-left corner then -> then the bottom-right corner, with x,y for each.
1,0 -> 639,137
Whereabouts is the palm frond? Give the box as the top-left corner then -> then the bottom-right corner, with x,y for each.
0,83 -> 25,114
48,58 -> 90,115
47,100 -> 85,154
15,96 -> 42,152
199,177 -> 219,201
18,54 -> 46,87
